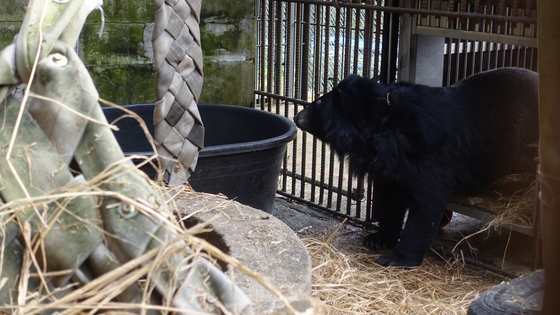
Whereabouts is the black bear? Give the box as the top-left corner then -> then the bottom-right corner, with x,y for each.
293,68 -> 539,267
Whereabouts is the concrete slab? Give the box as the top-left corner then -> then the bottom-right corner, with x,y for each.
174,193 -> 312,314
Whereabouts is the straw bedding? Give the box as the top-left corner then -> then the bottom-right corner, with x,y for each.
451,173 -> 536,229
4,185 -> 510,315
3,182 -> 507,314
297,174 -> 535,315
302,230 -> 506,315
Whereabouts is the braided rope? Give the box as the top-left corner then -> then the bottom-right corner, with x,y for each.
152,0 -> 204,185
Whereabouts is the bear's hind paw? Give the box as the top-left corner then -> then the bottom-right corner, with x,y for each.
363,233 -> 398,250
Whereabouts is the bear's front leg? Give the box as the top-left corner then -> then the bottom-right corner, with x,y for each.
376,190 -> 448,267
363,181 -> 408,250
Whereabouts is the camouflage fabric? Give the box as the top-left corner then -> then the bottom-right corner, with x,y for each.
0,0 -> 252,314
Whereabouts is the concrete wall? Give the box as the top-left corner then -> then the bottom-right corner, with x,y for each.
0,0 -> 255,107
79,0 -> 157,104
200,0 -> 256,107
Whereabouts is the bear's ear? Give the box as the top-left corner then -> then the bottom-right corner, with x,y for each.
342,74 -> 361,86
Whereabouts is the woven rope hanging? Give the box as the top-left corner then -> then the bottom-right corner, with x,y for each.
152,0 -> 204,186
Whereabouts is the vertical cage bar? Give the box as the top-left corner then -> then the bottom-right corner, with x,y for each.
346,164 -> 353,215
462,39 -> 468,79
474,0 -> 481,31
511,0 -> 518,32
301,4 -> 311,101
291,2 -> 302,196
275,0 -> 282,112
259,0 -> 266,110
333,6 -> 343,212
454,38 -> 460,83
362,0 -> 372,78
300,4 -> 311,198
508,44 -> 514,67
327,150 -> 336,209
493,42 -> 499,69
327,5 -> 342,209
447,0 -> 455,29
470,40 -> 477,75
366,177 -> 374,221
336,162 -> 345,212
355,176 -> 364,219
353,8 -> 362,75
479,41 -> 485,72
320,5 -> 330,205
267,0 -> 275,112
343,7 -> 352,77
282,2 -> 292,193
515,45 -> 522,68
374,0 -> 382,77
502,43 -> 507,67
380,0 -> 399,83
335,6 -> 345,214
529,47 -> 536,71
521,46 -> 527,68
445,38 -> 452,86
310,4 -> 323,203
333,6 -> 341,85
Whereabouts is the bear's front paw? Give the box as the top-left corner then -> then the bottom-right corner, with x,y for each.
376,254 -> 420,267
363,233 -> 398,250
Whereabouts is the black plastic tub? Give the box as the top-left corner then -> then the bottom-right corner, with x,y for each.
103,103 -> 297,213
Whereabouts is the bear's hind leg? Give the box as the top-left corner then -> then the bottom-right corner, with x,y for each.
376,191 -> 448,267
363,181 -> 408,250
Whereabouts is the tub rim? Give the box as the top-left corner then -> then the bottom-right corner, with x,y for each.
106,103 -> 298,158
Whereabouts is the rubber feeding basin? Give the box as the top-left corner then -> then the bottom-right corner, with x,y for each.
103,103 -> 297,213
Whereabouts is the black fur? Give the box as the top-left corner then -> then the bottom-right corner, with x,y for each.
293,68 -> 539,267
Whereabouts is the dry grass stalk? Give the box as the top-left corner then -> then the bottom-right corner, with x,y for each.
0,160 -> 304,314
452,173 -> 536,229
303,233 -> 504,315
1,157 -> 510,315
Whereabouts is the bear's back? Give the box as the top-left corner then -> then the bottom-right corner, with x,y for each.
450,67 -> 539,185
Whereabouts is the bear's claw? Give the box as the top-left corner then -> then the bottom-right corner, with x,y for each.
363,233 -> 398,250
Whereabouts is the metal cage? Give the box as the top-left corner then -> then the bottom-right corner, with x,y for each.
254,0 -> 538,231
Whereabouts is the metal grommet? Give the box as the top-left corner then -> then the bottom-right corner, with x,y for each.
49,53 -> 68,66
173,164 -> 181,173
117,203 -> 137,218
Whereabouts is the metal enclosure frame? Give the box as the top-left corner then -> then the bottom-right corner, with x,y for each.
254,0 -> 538,234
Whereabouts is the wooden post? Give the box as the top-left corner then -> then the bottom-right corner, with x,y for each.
537,1 -> 560,313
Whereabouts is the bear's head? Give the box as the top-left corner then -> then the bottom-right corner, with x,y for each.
293,74 -> 396,156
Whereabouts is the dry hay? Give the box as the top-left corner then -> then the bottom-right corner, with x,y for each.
1,169 -> 506,315
0,164 -> 301,314
451,173 -> 536,229
302,230 -> 506,315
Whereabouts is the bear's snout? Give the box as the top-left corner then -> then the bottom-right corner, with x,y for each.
293,109 -> 310,132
